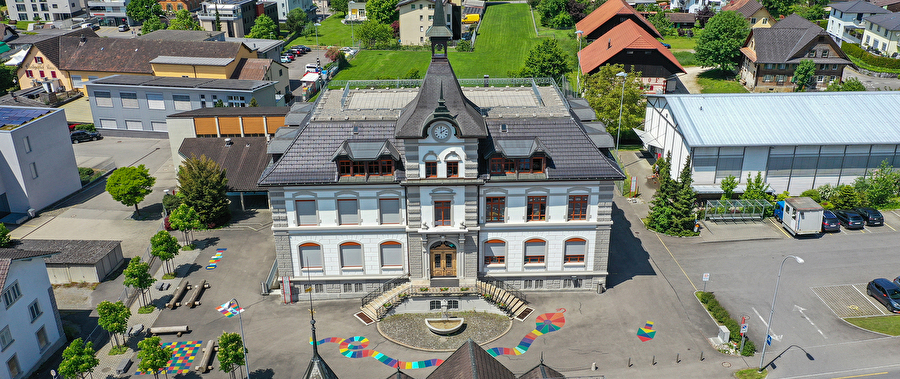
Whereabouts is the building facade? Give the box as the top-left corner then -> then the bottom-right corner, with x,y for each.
0,107 -> 81,216
0,250 -> 67,379
197,0 -> 278,38
85,75 -> 278,133
826,1 -> 890,45
11,0 -> 84,23
721,0 -> 774,28
87,0 -> 132,26
259,13 -> 622,298
160,0 -> 203,12
861,12 -> 900,54
397,0 -> 457,45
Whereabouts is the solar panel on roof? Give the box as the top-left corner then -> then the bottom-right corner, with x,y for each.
0,108 -> 50,127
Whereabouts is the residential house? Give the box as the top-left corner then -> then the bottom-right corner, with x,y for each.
739,15 -> 850,91
197,0 -> 279,38
272,0 -> 315,21
720,0 -> 774,28
225,37 -> 286,60
347,1 -> 367,21
643,92 -> 900,195
827,1 -> 889,45
87,0 -> 133,26
861,13 -> 900,55
579,19 -> 686,93
666,12 -> 696,29
873,0 -> 900,12
177,136 -> 270,209
0,107 -> 80,217
14,29 -> 99,93
0,25 -> 18,43
160,0 -> 204,12
669,0 -> 724,13
258,11 -> 623,300
10,0 -> 85,23
397,0 -> 460,45
166,106 -> 289,165
230,57 -> 291,101
85,75 -> 279,133
0,249 -> 67,379
140,29 -> 228,42
575,0 -> 661,41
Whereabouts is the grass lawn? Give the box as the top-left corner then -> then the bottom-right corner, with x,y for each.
844,315 -> 900,336
286,13 -> 354,49
663,35 -> 697,51
335,3 -> 553,80
734,368 -> 767,379
697,69 -> 748,93
673,51 -> 697,67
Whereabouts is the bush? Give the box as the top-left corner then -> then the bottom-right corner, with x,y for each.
75,123 -> 96,132
162,193 -> 181,213
800,189 -> 821,203
842,43 -> 900,70
456,40 -> 471,52
696,291 -> 756,356
78,167 -> 95,184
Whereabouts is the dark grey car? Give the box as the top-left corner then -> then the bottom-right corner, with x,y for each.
70,130 -> 102,143
854,207 -> 884,226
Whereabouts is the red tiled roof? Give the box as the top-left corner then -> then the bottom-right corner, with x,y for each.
579,19 -> 685,75
721,0 -> 765,18
575,0 -> 662,39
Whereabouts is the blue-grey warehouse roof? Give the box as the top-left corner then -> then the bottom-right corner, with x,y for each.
649,92 -> 900,147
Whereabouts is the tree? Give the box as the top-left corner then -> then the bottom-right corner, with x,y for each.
97,301 -> 131,348
214,8 -> 222,31
330,0 -> 349,15
826,77 -> 865,91
583,64 -> 645,142
286,8 -> 308,34
126,0 -> 163,24
141,16 -> 165,34
58,339 -> 99,379
0,66 -> 19,96
791,3 -> 826,21
366,0 -> 399,24
177,155 -> 231,227
638,4 -> 674,36
565,0 -> 588,23
761,0 -> 798,18
695,11 -> 750,71
168,204 -> 202,245
0,223 -> 10,248
741,172 -> 774,203
647,153 -> 698,236
792,59 -> 816,92
217,332 -> 246,379
517,39 -> 570,79
106,165 -> 156,216
214,99 -> 225,107
830,184 -> 863,209
325,46 -> 348,68
854,160 -> 900,207
356,20 -> 393,48
123,257 -> 156,307
536,0 -> 568,26
150,231 -> 180,275
720,175 -> 738,200
168,9 -> 200,30
138,336 -> 173,379
248,14 -> 278,39
249,97 -> 258,107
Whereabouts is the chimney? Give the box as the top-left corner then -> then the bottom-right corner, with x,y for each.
607,38 -> 611,49
80,34 -> 86,43
225,138 -> 233,146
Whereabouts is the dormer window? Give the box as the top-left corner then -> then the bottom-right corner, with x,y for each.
337,159 -> 394,176
490,157 -> 545,174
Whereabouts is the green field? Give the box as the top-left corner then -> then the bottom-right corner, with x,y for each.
673,51 -> 696,67
663,35 -> 697,51
845,315 -> 900,336
287,13 -> 354,48
697,69 -> 748,93
334,3 -> 572,80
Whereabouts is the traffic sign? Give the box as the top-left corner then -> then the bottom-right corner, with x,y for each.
766,335 -> 772,346
740,323 -> 748,335
702,273 -> 710,282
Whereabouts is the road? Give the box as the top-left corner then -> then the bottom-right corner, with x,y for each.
842,66 -> 900,91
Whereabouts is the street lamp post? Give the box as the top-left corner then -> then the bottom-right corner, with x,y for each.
575,30 -> 583,93
761,344 -> 814,371
231,298 -> 251,379
758,255 -> 804,372
314,22 -> 321,47
349,1 -> 355,47
614,71 -> 628,163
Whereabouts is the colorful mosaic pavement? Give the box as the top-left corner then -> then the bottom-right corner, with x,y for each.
487,308 -> 566,357
637,321 -> 656,342
216,299 -> 245,318
135,340 -> 202,375
206,248 -> 225,270
310,336 -> 443,369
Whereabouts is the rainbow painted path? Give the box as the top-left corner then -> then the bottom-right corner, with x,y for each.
311,336 -> 443,369
487,308 -> 566,357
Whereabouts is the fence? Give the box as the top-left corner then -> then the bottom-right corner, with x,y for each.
330,77 -> 559,90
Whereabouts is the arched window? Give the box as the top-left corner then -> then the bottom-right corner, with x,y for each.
483,239 -> 506,265
524,239 -> 546,264
564,238 -> 586,263
299,243 -> 322,268
380,241 -> 403,267
340,242 -> 363,268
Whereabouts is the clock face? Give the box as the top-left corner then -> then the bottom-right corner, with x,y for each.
433,124 -> 451,140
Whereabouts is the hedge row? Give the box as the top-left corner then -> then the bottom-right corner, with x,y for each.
842,43 -> 900,70
697,291 -> 756,356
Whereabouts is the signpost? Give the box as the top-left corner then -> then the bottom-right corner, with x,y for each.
766,335 -> 772,346
739,315 -> 748,353
702,273 -> 710,292
630,176 -> 637,194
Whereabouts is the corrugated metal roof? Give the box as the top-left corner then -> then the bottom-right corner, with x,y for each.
652,92 -> 900,147
151,56 -> 235,66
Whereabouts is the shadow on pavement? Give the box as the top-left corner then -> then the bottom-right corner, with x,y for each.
251,368 -> 276,379
606,202 -> 657,288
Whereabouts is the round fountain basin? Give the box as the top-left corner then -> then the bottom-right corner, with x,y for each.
425,318 -> 465,335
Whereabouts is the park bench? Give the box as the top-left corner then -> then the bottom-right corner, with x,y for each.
155,282 -> 170,291
167,281 -> 190,309
115,353 -> 133,375
185,279 -> 210,308
147,325 -> 190,337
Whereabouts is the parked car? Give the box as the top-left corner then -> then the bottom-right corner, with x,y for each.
118,24 -> 130,32
280,56 -> 291,63
70,130 -> 102,143
661,42 -> 671,48
284,53 -> 295,60
834,210 -> 864,229
80,22 -> 100,30
821,210 -> 840,232
290,48 -> 306,55
461,32 -> 471,40
294,45 -> 311,52
867,278 -> 900,313
854,207 -> 884,226
893,276 -> 900,288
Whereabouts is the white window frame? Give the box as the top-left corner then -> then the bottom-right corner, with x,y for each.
94,91 -> 112,107
0,326 -> 12,351
172,94 -> 191,111
28,300 -> 41,322
2,282 -> 21,309
146,93 -> 165,110
23,136 -> 31,154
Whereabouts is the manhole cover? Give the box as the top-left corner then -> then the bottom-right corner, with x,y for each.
722,362 -> 732,368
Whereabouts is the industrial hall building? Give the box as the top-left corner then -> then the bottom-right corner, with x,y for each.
258,3 -> 623,299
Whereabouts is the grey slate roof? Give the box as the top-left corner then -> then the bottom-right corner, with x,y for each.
140,29 -> 226,41
90,75 -> 274,91
426,0 -> 453,38
0,259 -> 9,291
332,140 -> 401,161
150,56 -> 235,66
567,98 -> 597,121
649,92 -> 900,147
745,15 -> 850,64
285,102 -> 315,126
721,0 -> 765,18
7,28 -> 98,47
829,0 -> 890,14
258,121 -> 407,185
12,240 -> 120,265
426,340 -> 516,379
179,137 -> 269,192
518,362 -> 566,379
0,248 -> 60,261
581,122 -> 615,149
481,119 -> 623,180
394,58 -> 486,138
491,138 -> 549,158
864,13 -> 900,30
168,106 -> 290,118
268,126 -> 300,155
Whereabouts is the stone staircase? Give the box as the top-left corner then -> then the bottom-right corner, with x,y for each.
476,281 -> 532,321
359,282 -> 411,322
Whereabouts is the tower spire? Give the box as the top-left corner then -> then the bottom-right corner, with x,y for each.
425,0 -> 452,56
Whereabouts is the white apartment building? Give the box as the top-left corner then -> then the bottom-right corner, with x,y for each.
826,0 -> 890,45
11,0 -> 84,23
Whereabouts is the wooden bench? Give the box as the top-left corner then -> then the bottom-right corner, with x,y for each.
115,353 -> 134,375
167,281 -> 190,309
147,325 -> 190,337
127,324 -> 144,337
185,279 -> 210,308
194,340 -> 217,373
155,282 -> 170,291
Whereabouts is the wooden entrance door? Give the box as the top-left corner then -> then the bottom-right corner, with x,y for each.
430,242 -> 456,277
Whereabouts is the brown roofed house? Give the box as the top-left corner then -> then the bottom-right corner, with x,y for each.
721,0 -> 775,28
575,0 -> 662,40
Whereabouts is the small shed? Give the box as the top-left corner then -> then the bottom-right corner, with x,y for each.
781,197 -> 824,236
10,240 -> 124,284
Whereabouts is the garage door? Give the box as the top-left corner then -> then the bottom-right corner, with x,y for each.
99,119 -> 118,129
125,120 -> 143,130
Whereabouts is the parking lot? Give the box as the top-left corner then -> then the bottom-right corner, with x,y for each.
812,283 -> 892,318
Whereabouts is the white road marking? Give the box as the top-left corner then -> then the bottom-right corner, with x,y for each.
853,285 -> 888,316
753,306 -> 782,341
794,304 -> 826,339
